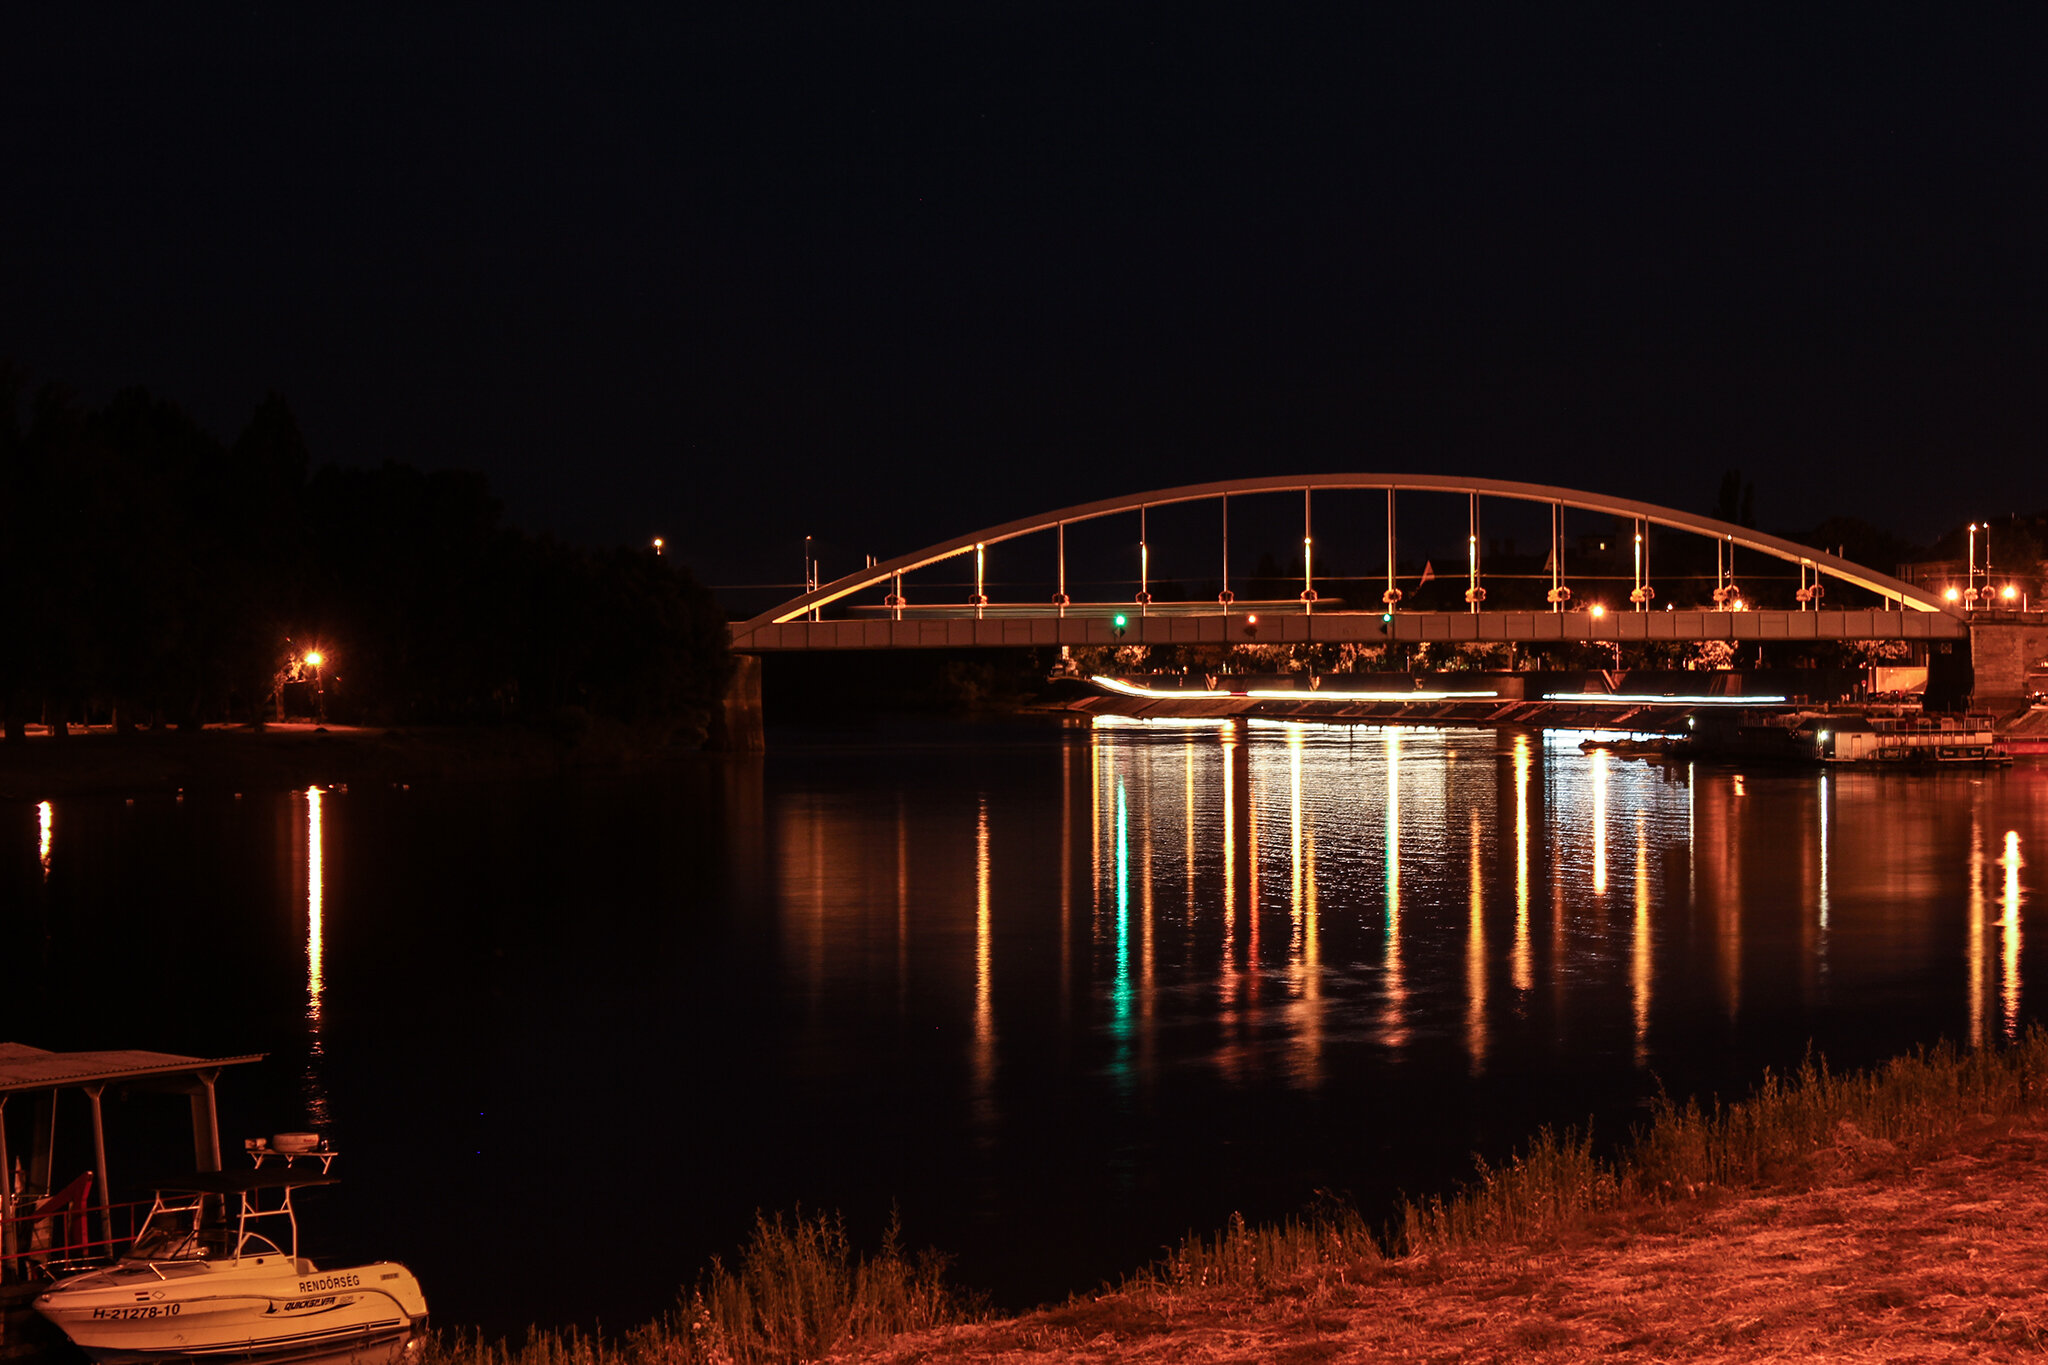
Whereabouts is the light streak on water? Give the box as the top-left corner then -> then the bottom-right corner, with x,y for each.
1289,729 -> 1304,950
1968,813 -> 1986,1047
38,800 -> 53,880
1592,751 -> 1609,897
1114,780 -> 1129,1029
974,795 -> 996,1130
2002,830 -> 2024,1041
1381,728 -> 1407,1050
1817,772 -> 1832,934
1513,734 -> 1532,993
1220,726 -> 1238,1014
1467,807 -> 1486,1075
1184,734 -> 1196,937
1633,808 -> 1651,1066
1298,815 -> 1323,1087
304,786 -> 330,1128
1141,772 -> 1156,1085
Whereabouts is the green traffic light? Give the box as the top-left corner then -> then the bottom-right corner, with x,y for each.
1114,614 -> 1128,628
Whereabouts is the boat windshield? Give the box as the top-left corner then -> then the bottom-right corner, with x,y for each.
127,1217 -> 286,1263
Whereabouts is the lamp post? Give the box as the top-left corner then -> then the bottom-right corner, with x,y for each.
304,651 -> 326,723
1967,523 -> 1979,609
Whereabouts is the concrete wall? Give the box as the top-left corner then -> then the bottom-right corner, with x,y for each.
1969,615 -> 2048,709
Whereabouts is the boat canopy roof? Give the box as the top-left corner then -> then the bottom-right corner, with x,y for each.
0,1044 -> 264,1096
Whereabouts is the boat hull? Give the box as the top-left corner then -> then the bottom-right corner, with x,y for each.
36,1261 -> 427,1365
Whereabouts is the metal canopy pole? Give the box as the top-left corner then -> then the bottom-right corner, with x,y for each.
190,1072 -> 221,1174
85,1085 -> 110,1255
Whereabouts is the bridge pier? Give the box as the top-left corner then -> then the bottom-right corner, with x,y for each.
710,653 -> 765,751
1967,614 -> 2048,711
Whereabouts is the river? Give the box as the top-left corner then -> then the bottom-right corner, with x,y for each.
7,716 -> 2045,1335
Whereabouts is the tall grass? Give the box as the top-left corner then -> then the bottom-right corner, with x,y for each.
1146,1200 -> 1384,1295
429,1032 -> 2048,1357
1132,1028 -> 2048,1294
424,1208 -> 967,1365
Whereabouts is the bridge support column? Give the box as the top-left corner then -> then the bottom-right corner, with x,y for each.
1967,615 -> 2048,712
711,654 -> 766,751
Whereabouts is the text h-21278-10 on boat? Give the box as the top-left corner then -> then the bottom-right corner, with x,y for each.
34,1140 -> 427,1365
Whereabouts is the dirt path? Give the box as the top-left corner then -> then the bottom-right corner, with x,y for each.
861,1117 -> 2048,1362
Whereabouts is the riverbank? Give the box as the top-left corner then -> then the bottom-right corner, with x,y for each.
429,1035 -> 2048,1365
864,1112 -> 2048,1360
0,719 -> 709,801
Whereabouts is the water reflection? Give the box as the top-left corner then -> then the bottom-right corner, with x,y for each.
1633,809 -> 1651,1065
1512,734 -> 1532,994
974,795 -> 995,1130
302,786 -> 330,1129
2002,830 -> 2024,1041
1592,751 -> 1609,897
1467,807 -> 1486,1074
766,722 -> 2047,1136
1381,729 -> 1407,1051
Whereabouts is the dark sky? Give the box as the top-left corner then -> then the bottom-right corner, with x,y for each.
6,4 -> 2045,587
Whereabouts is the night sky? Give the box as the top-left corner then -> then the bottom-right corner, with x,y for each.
7,5 -> 2044,589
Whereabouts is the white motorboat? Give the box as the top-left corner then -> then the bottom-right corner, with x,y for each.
34,1155 -> 427,1365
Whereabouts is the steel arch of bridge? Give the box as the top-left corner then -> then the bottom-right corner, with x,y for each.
733,473 -> 1955,649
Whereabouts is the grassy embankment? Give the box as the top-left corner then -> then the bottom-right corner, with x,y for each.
424,1033 -> 2048,1365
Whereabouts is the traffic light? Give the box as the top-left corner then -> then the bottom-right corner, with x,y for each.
1242,613 -> 1259,638
1379,611 -> 1394,636
1112,613 -> 1128,639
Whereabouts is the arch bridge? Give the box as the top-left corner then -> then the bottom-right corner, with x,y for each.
732,474 -> 1966,652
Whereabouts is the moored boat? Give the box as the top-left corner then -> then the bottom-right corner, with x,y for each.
34,1153 -> 426,1365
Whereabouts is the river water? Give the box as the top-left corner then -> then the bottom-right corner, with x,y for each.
8,717 -> 2046,1336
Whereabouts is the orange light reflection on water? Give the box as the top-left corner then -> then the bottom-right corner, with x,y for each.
760,722 -> 2048,1131
1513,734 -> 1532,994
303,785 -> 330,1129
1380,728 -> 1407,1050
2001,830 -> 2024,1041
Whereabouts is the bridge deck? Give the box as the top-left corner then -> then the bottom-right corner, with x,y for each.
733,608 -> 1966,652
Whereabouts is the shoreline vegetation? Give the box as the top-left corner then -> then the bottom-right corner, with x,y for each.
1,376 -> 731,746
423,1033 -> 2048,1364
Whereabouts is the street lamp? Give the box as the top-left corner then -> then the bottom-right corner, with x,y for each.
304,651 -> 326,722
652,537 -> 664,556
